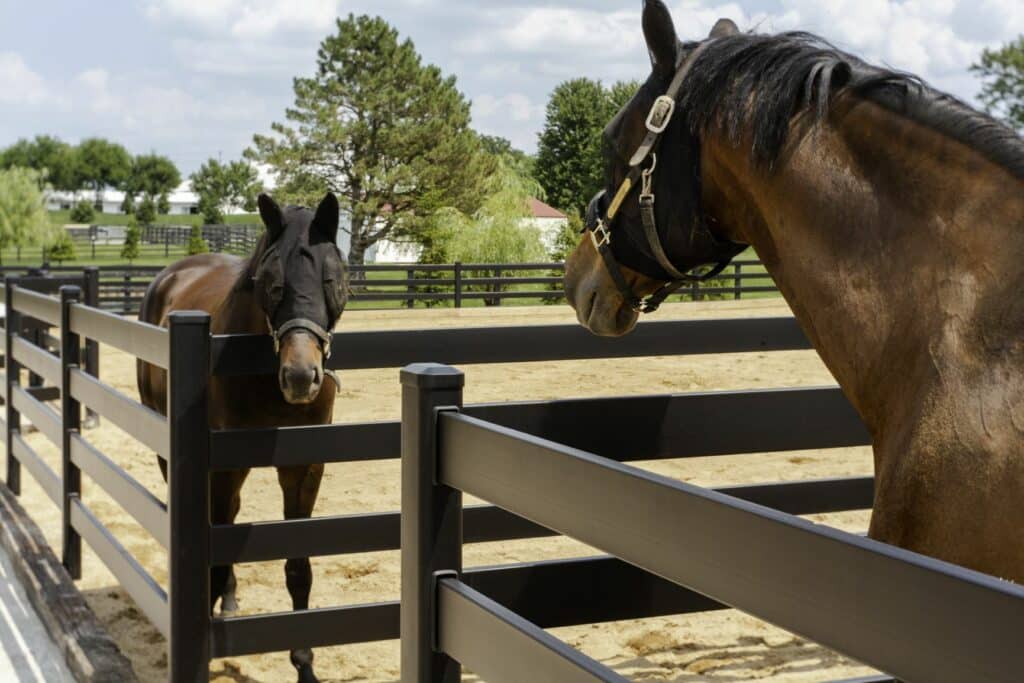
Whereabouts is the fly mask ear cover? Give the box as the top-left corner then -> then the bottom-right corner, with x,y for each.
322,250 -> 348,322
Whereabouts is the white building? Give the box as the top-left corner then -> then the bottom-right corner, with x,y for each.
339,198 -> 568,263
45,181 -> 249,217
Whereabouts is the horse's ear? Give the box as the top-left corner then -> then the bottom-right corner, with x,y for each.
709,18 -> 739,38
642,0 -> 679,76
258,194 -> 285,243
311,192 -> 340,244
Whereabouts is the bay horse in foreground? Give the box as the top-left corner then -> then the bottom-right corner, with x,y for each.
137,193 -> 348,682
565,0 -> 1024,584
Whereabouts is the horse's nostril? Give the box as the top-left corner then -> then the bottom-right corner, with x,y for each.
282,365 -> 318,394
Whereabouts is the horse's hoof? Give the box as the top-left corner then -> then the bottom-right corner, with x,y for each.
291,649 -> 318,683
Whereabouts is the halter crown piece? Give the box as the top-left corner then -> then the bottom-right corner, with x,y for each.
584,39 -> 745,314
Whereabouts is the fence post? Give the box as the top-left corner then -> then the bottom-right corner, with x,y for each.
81,268 -> 101,426
453,262 -> 462,309
167,311 -> 211,683
407,269 -> 416,309
60,286 -> 82,579
122,273 -> 130,315
493,266 -> 503,307
400,363 -> 464,683
4,279 -> 21,494
734,263 -> 742,300
81,268 -> 100,428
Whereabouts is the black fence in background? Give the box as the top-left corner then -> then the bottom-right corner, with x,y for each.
0,260 -> 779,315
1,225 -> 261,265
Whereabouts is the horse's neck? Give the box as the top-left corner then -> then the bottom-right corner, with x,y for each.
705,98 -> 1024,436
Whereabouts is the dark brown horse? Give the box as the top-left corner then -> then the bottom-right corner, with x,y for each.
137,193 -> 348,683
565,1 -> 1024,583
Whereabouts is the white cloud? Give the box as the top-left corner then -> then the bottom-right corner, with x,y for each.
146,0 -> 341,38
0,52 -> 54,106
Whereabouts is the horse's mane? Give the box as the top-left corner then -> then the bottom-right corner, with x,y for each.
675,32 -> 1024,179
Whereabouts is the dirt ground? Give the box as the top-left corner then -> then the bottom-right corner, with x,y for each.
7,299 -> 880,682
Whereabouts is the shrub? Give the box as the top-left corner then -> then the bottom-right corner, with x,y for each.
46,230 -> 77,263
69,200 -> 95,224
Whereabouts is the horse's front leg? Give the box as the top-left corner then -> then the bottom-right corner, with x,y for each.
278,463 -> 324,683
211,469 -> 248,614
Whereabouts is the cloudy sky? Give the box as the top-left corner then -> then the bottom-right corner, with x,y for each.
2,1 -> 1022,174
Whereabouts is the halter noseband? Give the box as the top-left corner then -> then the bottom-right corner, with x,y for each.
584,39 -> 744,314
267,317 -> 341,393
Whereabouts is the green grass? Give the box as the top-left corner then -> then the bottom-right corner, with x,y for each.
49,211 -> 260,227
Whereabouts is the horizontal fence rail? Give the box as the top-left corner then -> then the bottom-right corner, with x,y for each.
208,385 -> 865,469
432,405 -> 1024,683
211,316 -> 812,377
69,304 -> 169,367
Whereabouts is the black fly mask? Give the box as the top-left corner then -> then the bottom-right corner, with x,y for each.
250,193 -> 349,375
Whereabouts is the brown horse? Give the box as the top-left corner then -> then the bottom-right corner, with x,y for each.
565,1 -> 1024,583
137,193 -> 348,683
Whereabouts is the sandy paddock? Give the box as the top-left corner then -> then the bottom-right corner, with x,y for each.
6,299 -> 880,682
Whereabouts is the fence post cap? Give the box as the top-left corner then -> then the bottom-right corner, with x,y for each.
167,310 -> 211,326
400,363 -> 464,389
58,284 -> 82,299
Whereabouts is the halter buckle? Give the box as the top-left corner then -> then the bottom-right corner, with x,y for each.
590,220 -> 611,249
645,96 -> 676,134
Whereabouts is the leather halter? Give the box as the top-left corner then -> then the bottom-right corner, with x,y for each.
583,39 -> 744,314
266,316 -> 341,393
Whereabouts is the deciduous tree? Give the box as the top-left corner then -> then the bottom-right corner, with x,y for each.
77,138 -> 132,207
190,159 -> 262,224
123,154 -> 181,220
0,135 -> 81,191
972,36 -> 1024,131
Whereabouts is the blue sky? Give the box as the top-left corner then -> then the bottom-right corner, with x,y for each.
2,1 -> 1022,175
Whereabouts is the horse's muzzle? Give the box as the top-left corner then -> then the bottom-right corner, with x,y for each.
280,363 -> 323,404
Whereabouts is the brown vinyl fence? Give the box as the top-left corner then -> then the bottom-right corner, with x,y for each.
2,281 -> 1020,681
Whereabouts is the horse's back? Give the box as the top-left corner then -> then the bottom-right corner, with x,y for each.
136,253 -> 243,415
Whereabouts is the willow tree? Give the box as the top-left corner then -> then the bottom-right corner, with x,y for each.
0,167 -> 60,258
249,14 -> 491,265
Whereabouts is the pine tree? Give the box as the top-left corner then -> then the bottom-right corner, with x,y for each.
535,79 -> 640,216
187,225 -> 209,255
249,14 -> 492,265
121,222 -> 140,262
